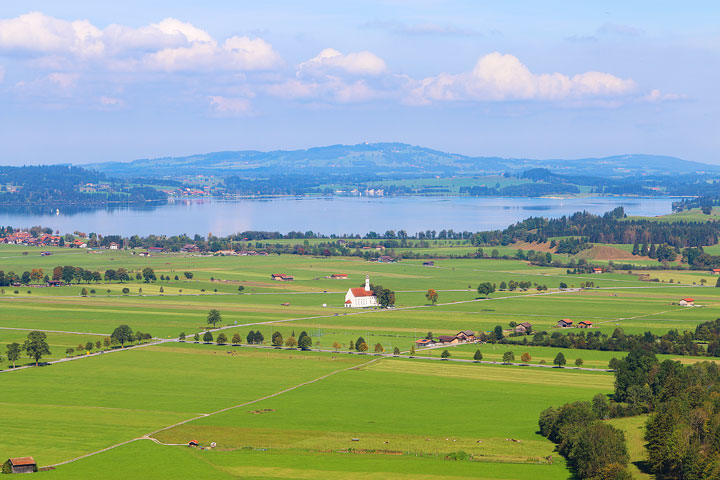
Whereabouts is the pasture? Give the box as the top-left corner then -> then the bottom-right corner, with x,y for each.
0,243 -> 717,478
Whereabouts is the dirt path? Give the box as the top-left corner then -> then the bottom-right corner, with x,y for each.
46,356 -> 381,468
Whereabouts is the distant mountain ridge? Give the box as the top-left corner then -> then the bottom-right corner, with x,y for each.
86,143 -> 719,178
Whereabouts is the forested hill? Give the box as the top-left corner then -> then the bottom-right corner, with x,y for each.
0,165 -> 167,205
86,143 -> 720,178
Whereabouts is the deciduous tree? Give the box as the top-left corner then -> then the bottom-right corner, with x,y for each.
425,288 -> 438,305
477,282 -> 495,297
111,324 -> 133,347
23,331 -> 51,366
207,309 -> 222,328
6,342 -> 21,368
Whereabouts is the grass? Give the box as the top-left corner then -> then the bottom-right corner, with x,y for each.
0,344 -> 367,465
0,242 -> 716,478
608,415 -> 652,480
23,348 -> 611,478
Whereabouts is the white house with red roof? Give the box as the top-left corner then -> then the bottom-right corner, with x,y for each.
344,275 -> 378,308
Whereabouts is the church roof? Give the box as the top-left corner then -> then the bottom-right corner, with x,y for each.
349,287 -> 375,297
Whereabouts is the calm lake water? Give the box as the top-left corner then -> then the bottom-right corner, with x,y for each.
0,196 -> 680,237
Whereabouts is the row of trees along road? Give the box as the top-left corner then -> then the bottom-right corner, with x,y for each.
1,332 -> 49,367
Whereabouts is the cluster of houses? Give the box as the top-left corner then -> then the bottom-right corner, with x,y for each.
162,186 -> 212,197
1,231 -> 112,250
3,232 -> 63,247
415,330 -> 476,347
557,319 -> 593,328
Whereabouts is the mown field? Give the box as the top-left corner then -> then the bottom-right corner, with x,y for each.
1,243 -> 717,478
3,343 -> 612,479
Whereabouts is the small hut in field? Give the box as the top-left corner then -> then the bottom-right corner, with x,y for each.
3,457 -> 37,474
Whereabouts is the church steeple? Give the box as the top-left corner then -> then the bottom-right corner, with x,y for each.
365,274 -> 371,291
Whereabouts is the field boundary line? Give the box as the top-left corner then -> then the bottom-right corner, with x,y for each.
45,356 -> 381,468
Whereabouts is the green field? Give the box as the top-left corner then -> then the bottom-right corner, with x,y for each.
2,243 -> 714,477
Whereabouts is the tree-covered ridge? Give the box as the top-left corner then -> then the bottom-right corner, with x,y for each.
474,207 -> 720,248
0,165 -> 167,205
540,346 -> 720,479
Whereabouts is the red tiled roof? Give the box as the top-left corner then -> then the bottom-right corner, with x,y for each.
349,287 -> 375,297
579,321 -> 593,325
682,298 -> 694,302
9,457 -> 35,466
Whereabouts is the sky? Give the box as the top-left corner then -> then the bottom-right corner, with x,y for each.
0,1 -> 718,165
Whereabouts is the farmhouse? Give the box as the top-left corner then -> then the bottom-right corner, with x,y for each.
437,335 -> 459,344
712,268 -> 720,275
592,267 -> 603,274
4,457 -> 37,474
148,246 -> 164,253
330,273 -> 348,279
344,275 -> 378,308
558,319 -> 573,328
578,320 -> 593,328
271,274 -> 294,282
679,298 -> 695,306
378,255 -> 394,263
109,242 -> 119,250
456,330 -> 475,342
415,338 -> 433,347
181,244 -> 200,253
515,322 -> 532,334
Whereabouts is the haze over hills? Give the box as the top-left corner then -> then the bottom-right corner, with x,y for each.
86,143 -> 720,178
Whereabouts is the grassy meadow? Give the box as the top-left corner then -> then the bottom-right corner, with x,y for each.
0,241 -> 717,478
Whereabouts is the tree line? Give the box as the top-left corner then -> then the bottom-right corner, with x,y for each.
481,322 -> 720,358
543,347 -> 720,479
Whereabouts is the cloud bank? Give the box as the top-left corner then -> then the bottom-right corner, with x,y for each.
0,12 -> 670,111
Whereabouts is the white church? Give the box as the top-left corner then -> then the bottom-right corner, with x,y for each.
344,275 -> 378,308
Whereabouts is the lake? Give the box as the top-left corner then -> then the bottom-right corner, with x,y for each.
0,196 -> 680,237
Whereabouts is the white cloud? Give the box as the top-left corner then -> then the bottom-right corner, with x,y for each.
102,18 -> 212,54
0,12 -> 103,57
209,96 -> 252,115
140,36 -> 280,72
409,52 -> 636,104
0,12 -> 281,72
640,89 -> 687,103
48,72 -> 79,89
299,48 -> 386,77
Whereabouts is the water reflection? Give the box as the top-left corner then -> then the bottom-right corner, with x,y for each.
0,196 -> 679,236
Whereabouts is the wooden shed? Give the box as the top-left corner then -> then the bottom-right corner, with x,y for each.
4,457 -> 37,474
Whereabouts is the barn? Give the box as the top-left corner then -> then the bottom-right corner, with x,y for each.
4,457 -> 37,474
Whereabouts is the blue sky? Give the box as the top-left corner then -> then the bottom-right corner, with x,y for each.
0,1 -> 717,164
